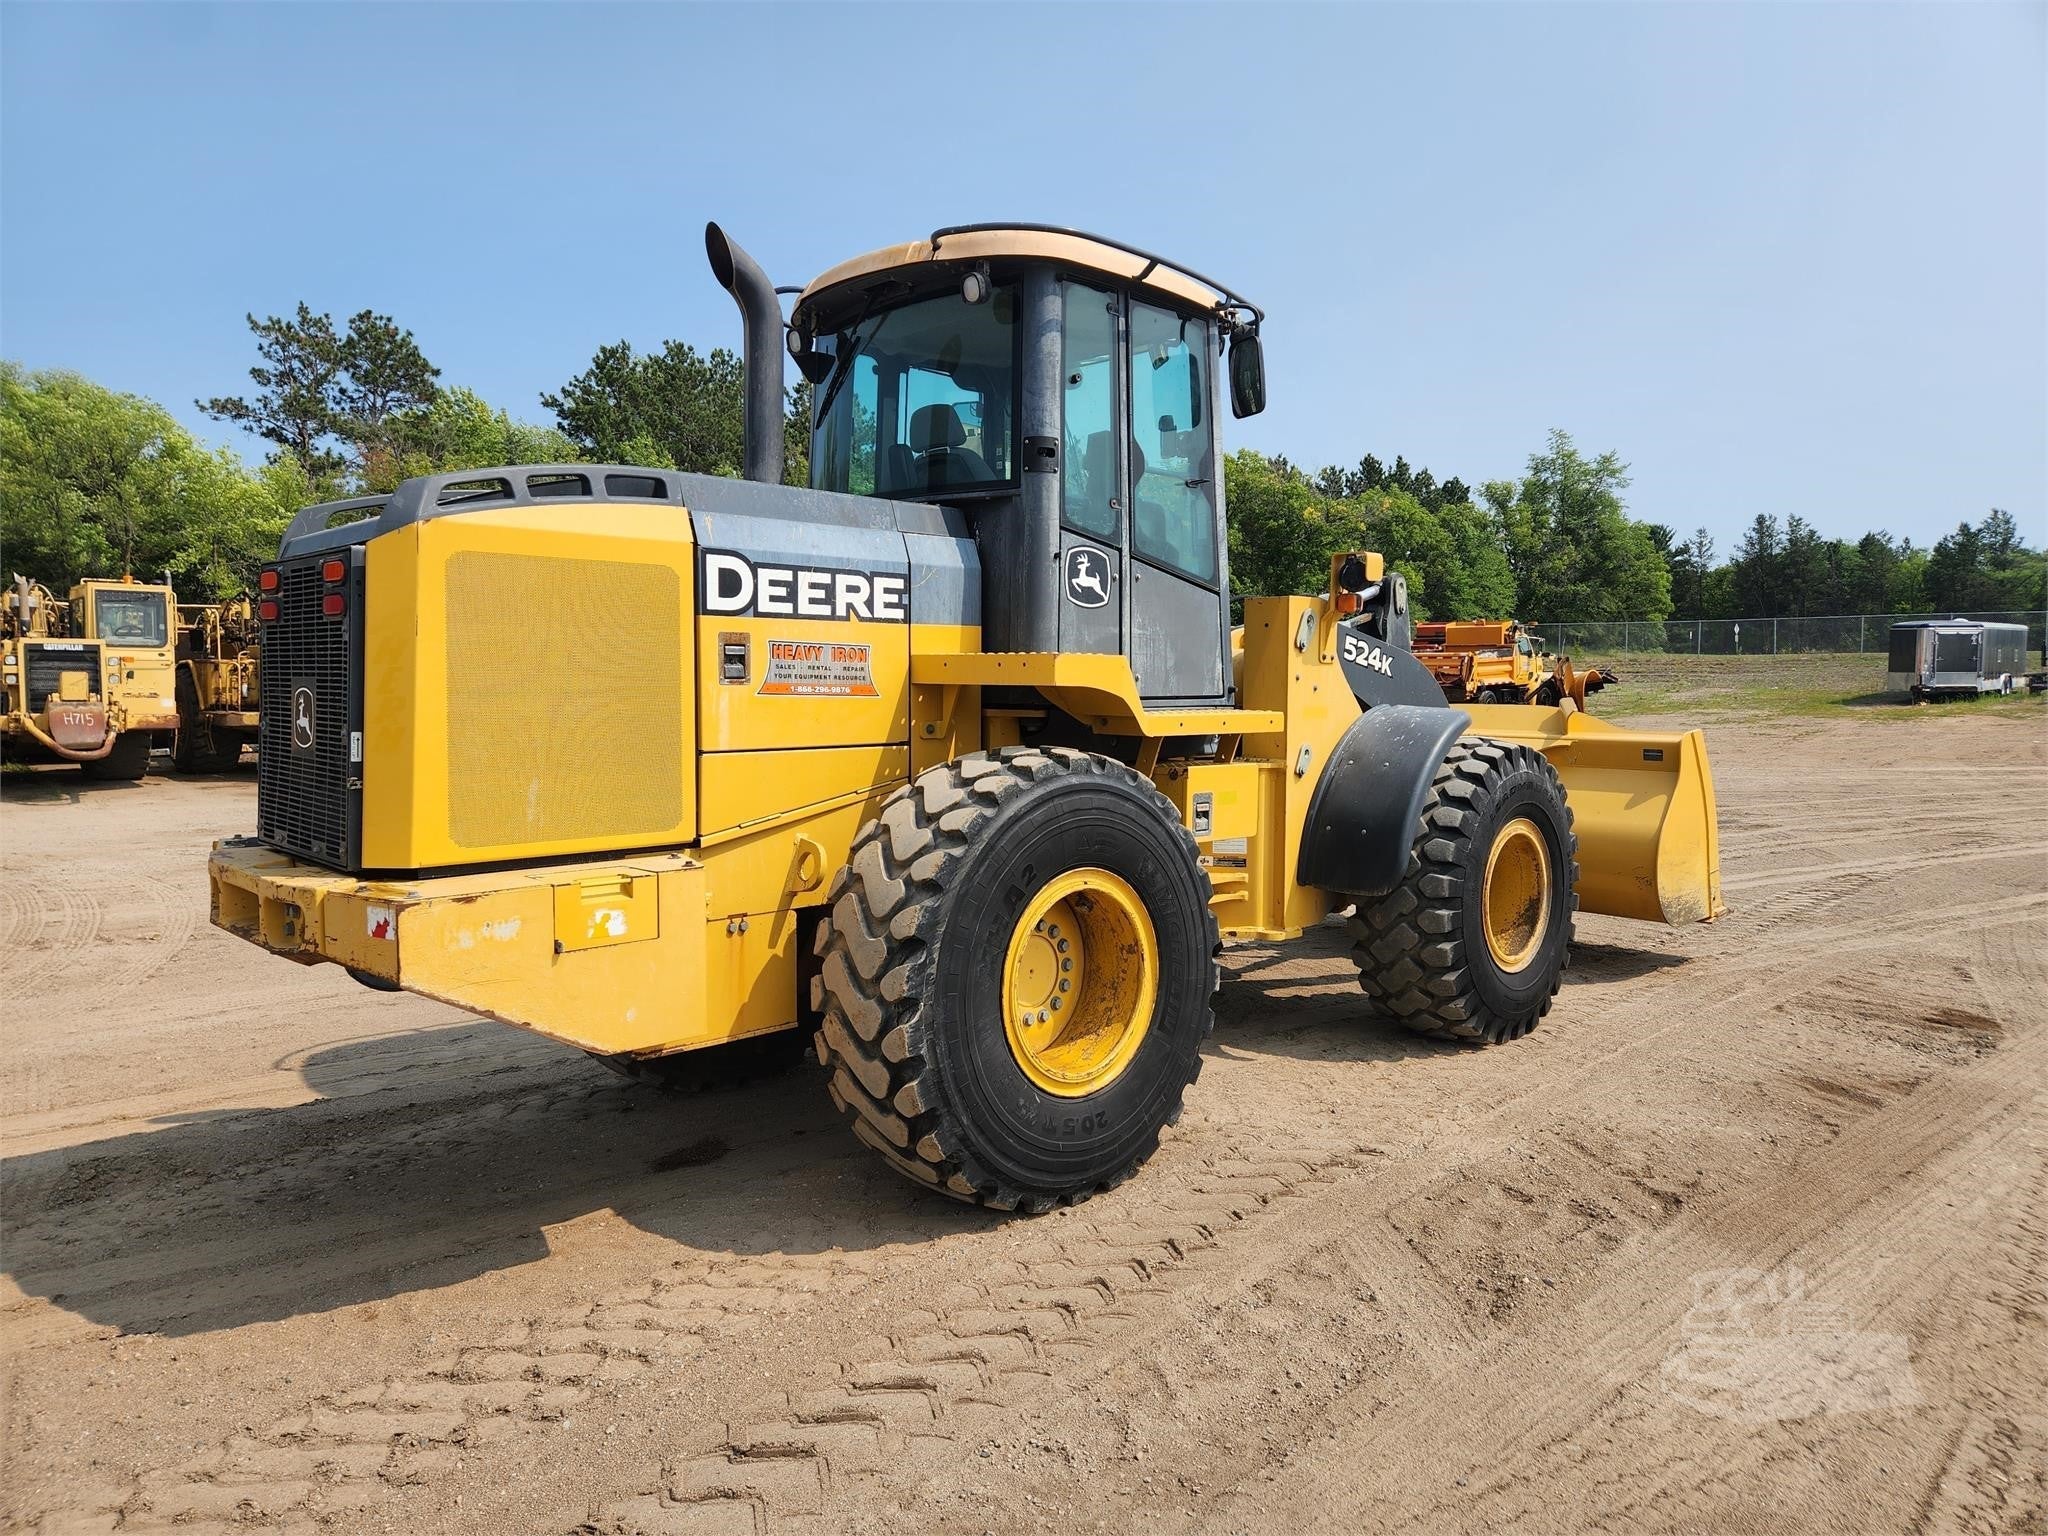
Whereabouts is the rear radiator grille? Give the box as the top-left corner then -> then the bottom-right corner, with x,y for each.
444,551 -> 683,849
257,557 -> 360,868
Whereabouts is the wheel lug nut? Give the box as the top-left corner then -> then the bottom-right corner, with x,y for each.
1061,958 -> 1072,972
1058,978 -> 1070,993
1037,1009 -> 1048,1024
1057,939 -> 1069,953
1050,997 -> 1062,1012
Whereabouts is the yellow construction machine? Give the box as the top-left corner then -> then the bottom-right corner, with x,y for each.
3,574 -> 162,778
174,596 -> 261,772
1413,619 -> 1617,709
209,223 -> 1724,1210
73,576 -> 179,778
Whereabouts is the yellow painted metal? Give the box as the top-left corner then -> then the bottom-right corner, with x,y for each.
361,504 -> 698,871
1482,818 -> 1553,972
1462,704 -> 1726,926
1237,595 -> 1366,936
913,651 -> 1283,738
554,872 -> 659,953
1000,867 -> 1158,1097
76,578 -> 179,731
697,613 -> 909,752
910,622 -> 983,772
700,743 -> 908,839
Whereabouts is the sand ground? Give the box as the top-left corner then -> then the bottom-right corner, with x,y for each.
3,706 -> 2043,1535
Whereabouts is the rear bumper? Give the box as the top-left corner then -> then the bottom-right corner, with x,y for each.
207,839 -> 766,1059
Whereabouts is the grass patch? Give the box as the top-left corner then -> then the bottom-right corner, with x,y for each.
1590,652 -> 2047,723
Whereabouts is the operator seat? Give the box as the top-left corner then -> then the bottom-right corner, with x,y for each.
909,403 -> 994,490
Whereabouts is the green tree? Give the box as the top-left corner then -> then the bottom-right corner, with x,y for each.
1481,430 -> 1671,621
365,386 -> 582,492
3,364 -> 292,596
542,341 -> 812,486
198,303 -> 348,477
1731,514 -> 1783,616
202,305 -> 440,488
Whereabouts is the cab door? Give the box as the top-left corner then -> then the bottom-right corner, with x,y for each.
1125,300 -> 1226,702
1055,281 -> 1124,659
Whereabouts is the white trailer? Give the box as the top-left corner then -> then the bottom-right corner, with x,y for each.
1886,619 -> 2030,700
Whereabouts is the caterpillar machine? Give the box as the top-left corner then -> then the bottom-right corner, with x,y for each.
3,574 -> 163,778
75,576 -> 180,778
174,596 -> 261,771
209,224 -> 1723,1211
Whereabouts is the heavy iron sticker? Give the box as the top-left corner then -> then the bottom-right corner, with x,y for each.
758,638 -> 879,698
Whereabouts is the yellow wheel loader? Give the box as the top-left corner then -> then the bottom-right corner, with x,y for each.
208,223 -> 1724,1211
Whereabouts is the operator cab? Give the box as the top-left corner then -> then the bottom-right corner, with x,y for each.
792,227 -> 1265,706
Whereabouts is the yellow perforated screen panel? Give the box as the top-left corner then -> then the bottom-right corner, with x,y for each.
445,551 -> 683,849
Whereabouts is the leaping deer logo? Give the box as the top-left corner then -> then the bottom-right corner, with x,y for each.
1067,549 -> 1110,608
291,687 -> 315,750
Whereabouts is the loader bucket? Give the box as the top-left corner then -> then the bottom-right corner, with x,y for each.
1460,704 -> 1726,926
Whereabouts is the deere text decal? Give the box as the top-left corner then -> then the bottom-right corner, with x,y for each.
701,551 -> 908,622
758,639 -> 879,697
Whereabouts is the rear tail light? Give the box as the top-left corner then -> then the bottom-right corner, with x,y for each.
258,568 -> 279,592
322,559 -> 345,583
258,599 -> 279,622
322,593 -> 347,619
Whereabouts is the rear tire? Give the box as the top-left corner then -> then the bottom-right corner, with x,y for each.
1475,688 -> 1500,704
172,673 -> 239,773
1349,738 -> 1577,1044
813,747 -> 1217,1211
80,732 -> 151,781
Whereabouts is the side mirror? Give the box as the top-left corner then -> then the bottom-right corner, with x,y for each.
1229,330 -> 1266,418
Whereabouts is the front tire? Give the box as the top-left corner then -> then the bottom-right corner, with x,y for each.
1349,738 -> 1577,1044
813,748 -> 1218,1211
80,732 -> 151,781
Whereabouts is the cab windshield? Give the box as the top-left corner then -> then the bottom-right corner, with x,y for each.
94,589 -> 169,647
810,287 -> 1017,499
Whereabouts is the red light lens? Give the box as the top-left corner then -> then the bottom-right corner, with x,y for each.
258,599 -> 279,622
322,559 -> 345,583
258,569 -> 279,592
322,593 -> 346,618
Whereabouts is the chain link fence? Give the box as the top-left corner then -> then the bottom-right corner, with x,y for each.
1540,611 -> 2047,659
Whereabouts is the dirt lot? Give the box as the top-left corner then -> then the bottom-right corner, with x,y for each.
5,703 -> 2045,1536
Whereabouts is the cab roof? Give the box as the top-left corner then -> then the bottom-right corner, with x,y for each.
795,224 -> 1262,331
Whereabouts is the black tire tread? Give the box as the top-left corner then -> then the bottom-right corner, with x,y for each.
80,731 -> 151,781
1347,737 -> 1578,1045
813,746 -> 1219,1212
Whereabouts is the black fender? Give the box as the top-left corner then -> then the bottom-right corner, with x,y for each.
1297,704 -> 1471,899
1336,618 -> 1452,709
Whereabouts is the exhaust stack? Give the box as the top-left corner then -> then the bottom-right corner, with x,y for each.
704,223 -> 786,486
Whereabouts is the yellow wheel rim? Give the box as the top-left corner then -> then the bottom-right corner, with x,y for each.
1001,867 -> 1157,1097
1482,817 -> 1553,973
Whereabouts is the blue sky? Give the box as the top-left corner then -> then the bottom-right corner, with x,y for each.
3,2 -> 2042,554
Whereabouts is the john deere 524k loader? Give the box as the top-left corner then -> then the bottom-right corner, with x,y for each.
209,224 -> 1723,1211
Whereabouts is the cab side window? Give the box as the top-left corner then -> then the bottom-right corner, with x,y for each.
1128,301 -> 1216,585
1060,282 -> 1120,541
